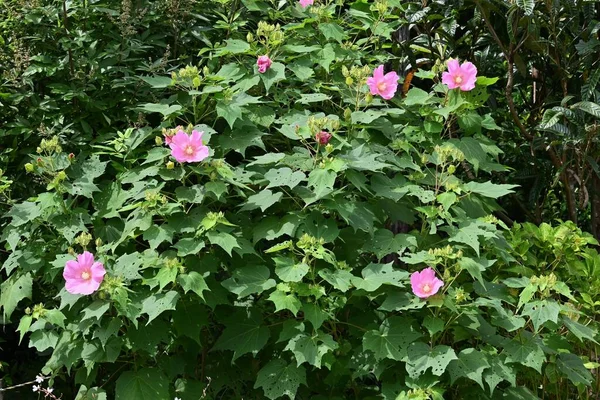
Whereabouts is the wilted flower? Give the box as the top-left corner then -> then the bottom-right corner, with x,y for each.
299,0 -> 314,7
410,267 -> 444,298
169,130 -> 209,163
366,65 -> 399,100
63,251 -> 106,295
442,59 -> 477,91
315,131 -> 332,145
257,55 -> 272,74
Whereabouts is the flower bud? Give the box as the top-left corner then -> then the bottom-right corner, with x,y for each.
25,163 -> 34,173
95,238 -> 103,248
56,171 -> 67,181
344,108 -> 352,121
166,161 -> 175,170
365,93 -> 373,104
192,77 -> 201,87
345,76 -> 354,86
315,131 -> 332,145
447,165 -> 456,174
68,247 -> 75,256
246,32 -> 254,43
68,153 -> 75,161
155,136 -> 163,146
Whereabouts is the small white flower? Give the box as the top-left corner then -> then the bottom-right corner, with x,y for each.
47,388 -> 54,394
33,385 -> 39,392
36,374 -> 45,383
174,397 -> 182,400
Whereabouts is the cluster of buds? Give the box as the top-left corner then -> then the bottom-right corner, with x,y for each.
370,0 -> 389,14
143,189 -> 167,210
171,65 -> 203,88
74,232 -> 93,248
432,144 -> 465,165
296,233 -> 325,253
530,272 -> 558,298
428,245 -> 463,267
160,124 -> 193,146
253,21 -> 284,48
342,65 -> 372,87
36,136 -> 62,154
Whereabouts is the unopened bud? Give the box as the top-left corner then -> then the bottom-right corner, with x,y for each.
56,171 -> 67,181
95,238 -> 103,248
68,247 -> 75,256
166,161 -> 175,170
25,163 -> 34,173
447,165 -> 456,174
365,93 -> 373,104
345,76 -> 354,86
68,153 -> 75,161
315,131 -> 332,145
155,136 -> 163,146
344,108 -> 352,121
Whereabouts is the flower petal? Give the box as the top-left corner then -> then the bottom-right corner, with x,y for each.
77,251 -> 94,268
446,59 -> 460,73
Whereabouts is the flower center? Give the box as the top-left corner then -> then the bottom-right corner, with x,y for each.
184,145 -> 195,155
377,82 -> 387,92
454,76 -> 463,84
422,284 -> 431,293
81,271 -> 91,280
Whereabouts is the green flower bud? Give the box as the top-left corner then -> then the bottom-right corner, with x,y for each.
166,161 -> 175,170
365,93 -> 373,104
56,171 -> 67,181
447,165 -> 456,174
25,163 -> 34,173
344,108 -> 352,121
345,76 -> 354,86
155,136 -> 163,146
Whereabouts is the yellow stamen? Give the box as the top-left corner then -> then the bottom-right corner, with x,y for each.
81,271 -> 91,280
454,76 -> 463,84
185,145 -> 194,155
422,284 -> 431,293
377,82 -> 387,92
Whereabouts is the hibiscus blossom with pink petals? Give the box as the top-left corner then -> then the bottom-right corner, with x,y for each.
410,267 -> 444,299
366,65 -> 399,100
442,59 -> 477,91
299,0 -> 314,8
169,130 -> 209,163
63,251 -> 106,295
257,55 -> 272,74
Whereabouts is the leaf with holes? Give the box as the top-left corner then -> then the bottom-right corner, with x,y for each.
363,317 -> 422,361
405,343 -> 457,378
447,348 -> 490,388
285,332 -> 338,368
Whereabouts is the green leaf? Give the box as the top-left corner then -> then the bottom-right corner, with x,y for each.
81,301 -> 111,322
174,238 -> 205,256
0,273 -> 33,320
405,343 -> 458,378
265,168 -> 305,190
269,290 -> 302,315
261,62 -> 286,92
362,317 -> 422,361
516,0 -> 535,15
308,169 -> 336,198
285,332 -> 338,368
562,317 -> 599,344
17,315 -> 32,344
254,359 -> 306,400
463,181 -> 519,199
318,269 -> 355,292
175,185 -> 205,204
216,101 -> 243,129
138,103 -> 182,116
521,300 -> 560,331
353,262 -> 408,292
483,355 -> 516,396
222,265 -> 276,298
66,155 -> 109,198
177,272 -> 209,300
140,291 -> 180,325
363,229 -> 416,259
302,303 -> 329,329
173,302 -> 208,345
423,316 -> 445,337
206,231 -> 240,256
242,189 -> 283,212
115,368 -> 170,400
318,23 -> 346,43
218,39 -> 250,55
7,202 -> 41,227
316,43 -> 335,72
447,348 -> 490,388
274,257 -> 309,282
556,353 -> 593,386
297,93 -> 332,104
504,332 -> 545,373
403,88 -> 433,106
139,76 -> 173,88
458,257 -> 494,287
213,309 -> 270,361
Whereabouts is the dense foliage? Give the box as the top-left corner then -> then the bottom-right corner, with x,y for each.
1,1 -> 599,399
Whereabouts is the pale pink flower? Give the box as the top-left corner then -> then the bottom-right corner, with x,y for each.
299,0 -> 314,7
63,251 -> 106,295
257,55 -> 272,74
315,131 -> 332,145
410,267 -> 444,299
442,59 -> 477,91
169,130 -> 209,163
367,65 -> 399,100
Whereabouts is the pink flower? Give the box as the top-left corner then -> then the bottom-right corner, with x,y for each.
367,65 -> 399,100
315,131 -> 332,145
299,0 -> 314,7
442,59 -> 477,91
410,267 -> 444,299
257,55 -> 272,74
63,251 -> 106,295
169,130 -> 209,163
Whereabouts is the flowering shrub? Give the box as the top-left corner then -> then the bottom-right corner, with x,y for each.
1,1 -> 598,399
